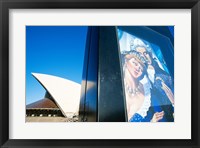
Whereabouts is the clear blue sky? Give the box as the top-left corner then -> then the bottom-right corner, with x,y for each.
26,26 -> 88,105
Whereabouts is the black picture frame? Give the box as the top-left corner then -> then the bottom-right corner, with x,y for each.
0,0 -> 199,147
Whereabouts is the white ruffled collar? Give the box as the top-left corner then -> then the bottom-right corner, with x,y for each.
136,76 -> 152,118
136,92 -> 151,118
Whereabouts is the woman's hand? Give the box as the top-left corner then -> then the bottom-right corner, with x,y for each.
151,111 -> 164,122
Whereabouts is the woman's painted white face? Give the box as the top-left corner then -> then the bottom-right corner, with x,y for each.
136,47 -> 152,65
127,57 -> 143,78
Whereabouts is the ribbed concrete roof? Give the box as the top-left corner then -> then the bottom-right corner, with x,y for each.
26,98 -> 59,109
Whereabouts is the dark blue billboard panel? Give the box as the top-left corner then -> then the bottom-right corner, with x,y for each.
117,27 -> 174,122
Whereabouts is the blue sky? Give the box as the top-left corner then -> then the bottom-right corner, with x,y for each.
26,26 -> 88,105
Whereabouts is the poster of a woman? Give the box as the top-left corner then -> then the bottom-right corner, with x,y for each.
118,28 -> 174,122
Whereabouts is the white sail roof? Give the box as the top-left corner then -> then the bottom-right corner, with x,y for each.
32,73 -> 81,117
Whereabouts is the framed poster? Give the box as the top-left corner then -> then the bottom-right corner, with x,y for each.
0,0 -> 199,147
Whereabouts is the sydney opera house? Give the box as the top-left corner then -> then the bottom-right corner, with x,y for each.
26,73 -> 81,122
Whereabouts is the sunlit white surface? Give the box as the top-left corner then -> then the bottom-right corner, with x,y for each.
32,73 -> 81,117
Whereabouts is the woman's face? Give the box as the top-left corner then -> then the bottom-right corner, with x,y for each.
127,57 -> 143,78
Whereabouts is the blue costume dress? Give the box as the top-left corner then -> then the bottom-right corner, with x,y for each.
129,60 -> 174,122
144,60 -> 174,122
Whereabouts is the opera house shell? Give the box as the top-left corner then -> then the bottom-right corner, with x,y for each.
26,73 -> 81,122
